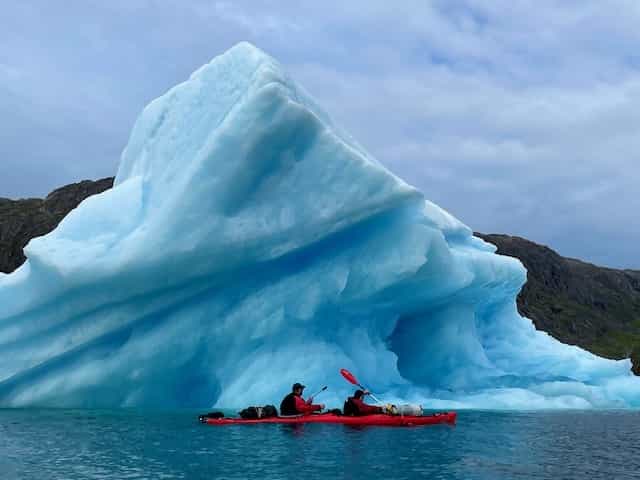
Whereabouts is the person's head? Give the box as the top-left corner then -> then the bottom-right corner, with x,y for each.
354,389 -> 365,399
292,382 -> 306,396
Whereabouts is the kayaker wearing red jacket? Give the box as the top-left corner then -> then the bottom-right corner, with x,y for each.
280,383 -> 325,416
343,389 -> 384,415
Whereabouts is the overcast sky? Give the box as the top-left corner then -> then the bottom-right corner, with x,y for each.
1,1 -> 639,268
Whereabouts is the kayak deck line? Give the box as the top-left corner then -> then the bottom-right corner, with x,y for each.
201,412 -> 457,426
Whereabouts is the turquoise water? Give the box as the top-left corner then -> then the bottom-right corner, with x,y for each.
1,409 -> 639,479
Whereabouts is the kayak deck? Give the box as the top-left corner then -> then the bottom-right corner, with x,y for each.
202,412 -> 456,426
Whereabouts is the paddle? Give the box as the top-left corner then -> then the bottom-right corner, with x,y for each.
340,369 -> 383,404
308,385 -> 327,403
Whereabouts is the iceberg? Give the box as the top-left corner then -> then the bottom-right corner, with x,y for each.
0,43 -> 637,408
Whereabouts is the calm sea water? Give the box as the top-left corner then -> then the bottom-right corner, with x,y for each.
1,409 -> 638,479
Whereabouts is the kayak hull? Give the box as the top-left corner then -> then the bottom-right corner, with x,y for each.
203,412 -> 456,426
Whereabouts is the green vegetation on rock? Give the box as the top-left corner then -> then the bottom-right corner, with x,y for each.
476,233 -> 640,375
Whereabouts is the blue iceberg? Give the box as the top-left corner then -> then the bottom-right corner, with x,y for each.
0,43 -> 637,408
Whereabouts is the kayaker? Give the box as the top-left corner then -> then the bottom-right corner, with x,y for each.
343,389 -> 384,416
279,383 -> 325,416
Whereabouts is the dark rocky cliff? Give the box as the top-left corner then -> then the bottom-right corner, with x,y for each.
1,178 -> 638,375
476,233 -> 640,374
0,177 -> 114,274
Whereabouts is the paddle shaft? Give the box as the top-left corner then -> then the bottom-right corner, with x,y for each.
308,386 -> 327,402
355,383 -> 383,404
340,369 -> 385,405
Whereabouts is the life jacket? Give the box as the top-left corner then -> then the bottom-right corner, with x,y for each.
343,397 -> 358,416
280,392 -> 298,415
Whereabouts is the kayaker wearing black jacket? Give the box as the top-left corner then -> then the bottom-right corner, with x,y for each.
280,383 -> 325,416
343,389 -> 384,415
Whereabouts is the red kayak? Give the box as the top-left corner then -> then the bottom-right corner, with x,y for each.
202,412 -> 456,427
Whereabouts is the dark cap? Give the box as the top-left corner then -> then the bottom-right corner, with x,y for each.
354,389 -> 364,398
292,382 -> 306,390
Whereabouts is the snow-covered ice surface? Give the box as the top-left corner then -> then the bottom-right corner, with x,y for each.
0,43 -> 637,408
